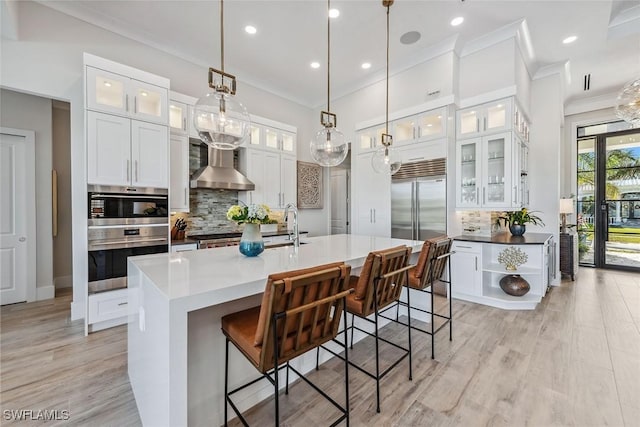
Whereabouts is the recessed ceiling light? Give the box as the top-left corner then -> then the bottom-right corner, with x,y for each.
450,16 -> 464,26
329,8 -> 340,18
361,62 -> 371,70
245,25 -> 257,35
563,35 -> 577,44
310,62 -> 320,69
400,31 -> 421,45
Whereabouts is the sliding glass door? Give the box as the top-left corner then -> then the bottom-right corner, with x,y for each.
577,125 -> 640,270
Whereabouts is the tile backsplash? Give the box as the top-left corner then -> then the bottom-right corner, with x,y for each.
171,141 -> 240,235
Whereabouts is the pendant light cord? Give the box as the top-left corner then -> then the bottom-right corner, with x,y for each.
327,0 -> 331,114
385,3 -> 389,137
220,0 -> 225,72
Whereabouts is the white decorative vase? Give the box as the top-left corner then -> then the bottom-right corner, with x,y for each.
239,223 -> 264,257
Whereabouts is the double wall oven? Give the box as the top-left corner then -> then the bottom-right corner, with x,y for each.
88,185 -> 169,293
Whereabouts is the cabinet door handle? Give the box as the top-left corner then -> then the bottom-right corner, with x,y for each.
483,187 -> 486,204
513,185 -> 518,204
126,159 -> 130,181
457,245 -> 472,249
184,188 -> 188,205
476,118 -> 480,133
183,117 -> 187,131
135,160 -> 139,182
475,256 -> 478,271
134,96 -> 138,114
408,157 -> 424,161
370,209 -> 373,223
118,302 -> 128,306
413,127 -> 416,139
373,209 -> 376,223
476,187 -> 479,204
125,94 -> 129,112
484,117 -> 487,131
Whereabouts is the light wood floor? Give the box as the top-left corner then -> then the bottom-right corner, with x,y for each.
1,269 -> 639,426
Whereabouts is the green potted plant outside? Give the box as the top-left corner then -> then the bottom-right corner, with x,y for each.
495,208 -> 545,236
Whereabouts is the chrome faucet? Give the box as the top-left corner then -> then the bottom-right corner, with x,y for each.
283,203 -> 299,248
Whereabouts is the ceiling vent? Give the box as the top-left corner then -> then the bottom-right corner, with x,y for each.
583,74 -> 591,91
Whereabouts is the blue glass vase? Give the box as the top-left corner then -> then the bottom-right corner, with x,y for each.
239,223 -> 264,257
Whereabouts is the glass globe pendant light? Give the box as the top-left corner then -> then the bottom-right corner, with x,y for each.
194,0 -> 250,150
614,77 -> 640,126
310,0 -> 349,167
371,0 -> 402,175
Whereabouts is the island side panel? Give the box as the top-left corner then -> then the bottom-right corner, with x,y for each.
128,260 -> 172,427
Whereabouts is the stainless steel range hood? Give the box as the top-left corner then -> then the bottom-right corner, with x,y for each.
190,145 -> 255,191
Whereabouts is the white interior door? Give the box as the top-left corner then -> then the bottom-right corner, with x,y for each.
0,128 -> 35,305
331,169 -> 350,234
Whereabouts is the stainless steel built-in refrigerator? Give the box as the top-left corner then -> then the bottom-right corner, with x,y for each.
391,158 -> 447,241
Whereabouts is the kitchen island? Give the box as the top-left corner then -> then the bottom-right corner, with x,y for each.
450,232 -> 554,310
127,234 -> 423,426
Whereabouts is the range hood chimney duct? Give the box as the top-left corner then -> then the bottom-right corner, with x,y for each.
190,144 -> 255,191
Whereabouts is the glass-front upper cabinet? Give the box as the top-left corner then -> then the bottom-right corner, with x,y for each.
281,131 -> 295,153
169,101 -> 188,134
456,98 -> 512,139
456,138 -> 481,208
392,107 -> 447,146
357,126 -> 386,153
86,66 -> 168,125
481,132 -> 512,208
249,125 -> 261,146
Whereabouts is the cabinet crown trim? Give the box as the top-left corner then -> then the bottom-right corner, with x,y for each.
83,53 -> 170,89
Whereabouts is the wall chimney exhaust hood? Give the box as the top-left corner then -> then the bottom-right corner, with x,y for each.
190,145 -> 255,191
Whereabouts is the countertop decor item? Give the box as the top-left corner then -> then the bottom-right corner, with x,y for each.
497,246 -> 528,271
495,208 -> 544,236
499,274 -> 531,296
226,203 -> 271,256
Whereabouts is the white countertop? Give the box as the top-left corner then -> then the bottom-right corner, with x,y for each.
129,234 -> 423,306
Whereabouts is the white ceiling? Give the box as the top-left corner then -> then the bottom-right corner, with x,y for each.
37,0 -> 640,107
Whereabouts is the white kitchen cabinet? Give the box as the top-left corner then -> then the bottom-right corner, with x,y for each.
451,235 -> 552,310
456,98 -> 512,139
397,139 -> 447,164
169,101 -> 188,135
255,125 -> 296,155
86,66 -> 168,125
455,132 -> 515,209
393,107 -> 447,146
170,134 -> 189,212
353,152 -> 391,237
238,148 -> 296,209
450,241 -> 482,296
171,243 -> 197,252
357,125 -> 386,153
87,111 -> 168,188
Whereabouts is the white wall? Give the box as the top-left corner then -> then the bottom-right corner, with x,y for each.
0,88 -> 55,299
459,39 -> 516,100
530,74 -> 563,283
0,0 -> 313,319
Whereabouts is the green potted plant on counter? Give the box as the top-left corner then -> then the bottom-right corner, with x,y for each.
495,208 -> 544,236
226,203 -> 272,257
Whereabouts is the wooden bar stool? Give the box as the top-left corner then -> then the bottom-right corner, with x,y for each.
383,237 -> 453,360
221,262 -> 353,426
317,245 -> 413,413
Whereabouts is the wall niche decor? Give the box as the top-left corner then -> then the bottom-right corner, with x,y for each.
297,161 -> 323,209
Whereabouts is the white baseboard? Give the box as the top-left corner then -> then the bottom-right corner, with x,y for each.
54,275 -> 73,288
36,285 -> 55,301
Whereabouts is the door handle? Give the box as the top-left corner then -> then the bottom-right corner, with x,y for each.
19,237 -> 26,242
126,159 -> 130,181
484,117 -> 487,131
483,187 -> 486,205
134,96 -> 138,114
475,256 -> 478,271
134,160 -> 139,182
184,188 -> 188,205
373,209 -> 376,223
476,118 -> 480,133
413,127 -> 416,139
183,117 -> 187,131
476,187 -> 479,204
513,185 -> 517,205
125,94 -> 129,112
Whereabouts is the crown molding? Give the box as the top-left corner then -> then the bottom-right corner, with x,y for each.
564,92 -> 618,116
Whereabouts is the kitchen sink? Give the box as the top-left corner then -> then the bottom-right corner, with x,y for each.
265,241 -> 308,249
